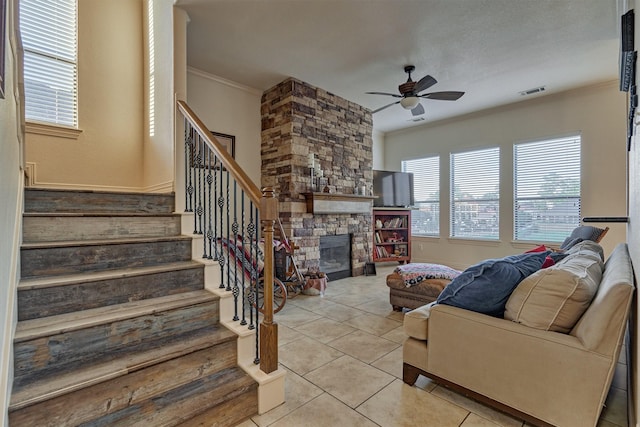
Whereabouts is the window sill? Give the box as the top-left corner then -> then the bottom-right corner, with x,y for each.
447,237 -> 502,246
26,121 -> 83,140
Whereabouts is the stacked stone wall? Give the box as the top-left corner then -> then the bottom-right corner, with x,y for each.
261,78 -> 373,275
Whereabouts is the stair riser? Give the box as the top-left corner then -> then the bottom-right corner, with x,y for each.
14,301 -> 220,384
24,189 -> 175,214
18,267 -> 205,321
23,215 -> 182,243
21,239 -> 192,279
97,367 -> 257,427
9,342 -> 240,427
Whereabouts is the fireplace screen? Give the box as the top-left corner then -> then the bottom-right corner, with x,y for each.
319,234 -> 351,280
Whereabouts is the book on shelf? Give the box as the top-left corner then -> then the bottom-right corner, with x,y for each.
382,217 -> 406,228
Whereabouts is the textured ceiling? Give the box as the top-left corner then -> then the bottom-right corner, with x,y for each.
176,0 -> 621,133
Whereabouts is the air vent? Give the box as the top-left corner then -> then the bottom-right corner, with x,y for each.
519,86 -> 546,96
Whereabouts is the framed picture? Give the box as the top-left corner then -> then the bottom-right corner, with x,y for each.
211,131 -> 235,159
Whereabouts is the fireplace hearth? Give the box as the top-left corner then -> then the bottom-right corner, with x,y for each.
319,234 -> 352,281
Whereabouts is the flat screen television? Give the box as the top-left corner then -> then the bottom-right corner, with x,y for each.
372,170 -> 415,208
620,9 -> 635,92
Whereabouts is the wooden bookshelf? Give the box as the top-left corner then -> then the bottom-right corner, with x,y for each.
373,209 -> 411,263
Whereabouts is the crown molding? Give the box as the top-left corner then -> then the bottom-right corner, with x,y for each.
187,67 -> 262,96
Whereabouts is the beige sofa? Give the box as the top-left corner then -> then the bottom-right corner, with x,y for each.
403,242 -> 634,427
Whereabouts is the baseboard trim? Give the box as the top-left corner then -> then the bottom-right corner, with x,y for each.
0,172 -> 24,425
24,162 -> 174,194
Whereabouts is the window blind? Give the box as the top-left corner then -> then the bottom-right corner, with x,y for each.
402,156 -> 440,236
450,147 -> 500,239
514,136 -> 581,242
21,0 -> 78,127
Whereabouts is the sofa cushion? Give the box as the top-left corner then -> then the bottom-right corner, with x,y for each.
505,251 -> 603,333
403,302 -> 437,340
436,251 -> 550,317
563,240 -> 604,262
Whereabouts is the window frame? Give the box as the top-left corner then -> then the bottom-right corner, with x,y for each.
20,0 -> 79,129
402,156 -> 440,237
513,135 -> 582,243
450,147 -> 501,240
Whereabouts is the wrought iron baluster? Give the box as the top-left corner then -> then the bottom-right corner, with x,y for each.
232,181 -> 240,321
217,163 -> 226,289
240,191 -> 247,326
206,148 -> 214,259
247,205 -> 256,331
184,119 -> 193,213
196,136 -> 204,236
225,169 -> 232,292
253,204 -> 261,365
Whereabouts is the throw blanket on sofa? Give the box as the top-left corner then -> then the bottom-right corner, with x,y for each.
394,263 -> 462,287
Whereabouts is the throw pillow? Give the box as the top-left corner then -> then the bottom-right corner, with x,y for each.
505,253 -> 603,333
560,226 -> 607,250
436,251 -> 550,317
394,263 -> 462,287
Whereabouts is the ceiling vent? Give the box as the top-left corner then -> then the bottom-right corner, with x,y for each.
519,86 -> 546,96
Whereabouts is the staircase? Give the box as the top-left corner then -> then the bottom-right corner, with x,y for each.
8,188 -> 258,426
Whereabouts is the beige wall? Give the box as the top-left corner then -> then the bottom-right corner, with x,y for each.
142,0 -> 175,192
630,116 -> 639,426
186,68 -> 262,187
25,0 -> 145,191
384,81 -> 627,269
0,0 -> 23,422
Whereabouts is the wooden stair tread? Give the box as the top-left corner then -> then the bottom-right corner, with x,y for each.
21,234 -> 193,250
18,261 -> 203,290
14,291 -> 218,342
9,326 -> 236,411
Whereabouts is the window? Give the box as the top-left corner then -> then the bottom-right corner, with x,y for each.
450,147 -> 500,239
402,156 -> 439,236
20,0 -> 78,127
514,136 -> 581,242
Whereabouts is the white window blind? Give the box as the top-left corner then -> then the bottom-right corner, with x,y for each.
450,147 -> 500,239
20,0 -> 78,127
514,136 -> 581,242
402,156 -> 440,236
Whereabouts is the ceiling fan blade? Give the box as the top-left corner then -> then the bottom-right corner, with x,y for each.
372,101 -> 400,114
366,91 -> 402,98
414,75 -> 437,93
411,103 -> 425,116
421,91 -> 465,101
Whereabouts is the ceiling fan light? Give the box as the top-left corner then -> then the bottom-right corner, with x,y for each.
400,96 -> 420,109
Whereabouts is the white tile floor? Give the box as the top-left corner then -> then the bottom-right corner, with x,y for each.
236,265 -> 628,427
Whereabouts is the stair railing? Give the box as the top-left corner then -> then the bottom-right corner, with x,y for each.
176,100 -> 278,374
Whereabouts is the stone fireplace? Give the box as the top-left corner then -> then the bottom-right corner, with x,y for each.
261,78 -> 373,276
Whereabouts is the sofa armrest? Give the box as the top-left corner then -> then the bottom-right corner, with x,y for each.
426,304 -> 614,427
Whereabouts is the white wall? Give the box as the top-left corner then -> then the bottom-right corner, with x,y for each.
372,129 -> 384,170
186,68 -> 263,187
0,0 -> 23,423
24,0 -> 145,191
384,81 -> 627,269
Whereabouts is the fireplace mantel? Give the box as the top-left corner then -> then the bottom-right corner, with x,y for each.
304,192 -> 375,214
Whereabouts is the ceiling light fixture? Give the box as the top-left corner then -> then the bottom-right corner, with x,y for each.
400,96 -> 420,109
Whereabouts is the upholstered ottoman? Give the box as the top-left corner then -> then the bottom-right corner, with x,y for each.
386,263 -> 461,311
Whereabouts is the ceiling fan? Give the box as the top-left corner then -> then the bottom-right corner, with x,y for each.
367,65 -> 465,116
